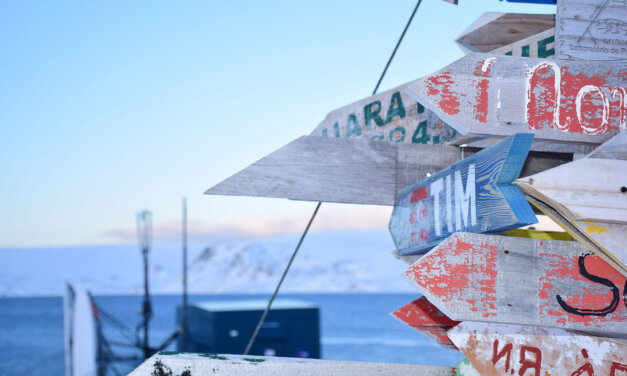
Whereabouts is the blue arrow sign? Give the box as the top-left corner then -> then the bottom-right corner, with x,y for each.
389,133 -> 538,256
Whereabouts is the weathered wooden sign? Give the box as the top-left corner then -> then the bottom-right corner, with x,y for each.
556,0 -> 627,62
205,135 -> 461,205
449,321 -> 627,376
205,135 -> 570,206
404,232 -> 627,335
310,82 -> 457,145
129,352 -> 455,376
389,133 -> 537,255
390,296 -> 460,349
516,131 -> 627,276
404,53 -> 625,147
456,13 -> 555,58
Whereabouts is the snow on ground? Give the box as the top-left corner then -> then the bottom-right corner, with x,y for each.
0,230 -> 413,296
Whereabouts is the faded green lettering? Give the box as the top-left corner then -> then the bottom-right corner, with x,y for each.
521,45 -> 530,57
371,134 -> 384,141
505,51 -> 513,56
388,127 -> 406,142
333,121 -> 340,137
363,101 -> 385,130
417,102 -> 425,114
385,92 -> 406,124
412,121 -> 430,144
345,114 -> 362,138
537,36 -> 555,58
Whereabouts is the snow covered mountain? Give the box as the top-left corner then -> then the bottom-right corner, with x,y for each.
0,230 -> 414,296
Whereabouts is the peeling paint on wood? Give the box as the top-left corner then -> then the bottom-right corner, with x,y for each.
456,13 -> 555,57
453,359 -> 480,376
389,133 -> 537,255
310,83 -> 458,146
556,0 -> 627,62
405,53 -> 625,147
404,232 -> 627,335
128,353 -> 455,375
390,296 -> 460,349
449,321 -> 627,376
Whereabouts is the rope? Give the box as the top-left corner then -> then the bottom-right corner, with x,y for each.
243,0 -> 423,355
243,202 -> 321,355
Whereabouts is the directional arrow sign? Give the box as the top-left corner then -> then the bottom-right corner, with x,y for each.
456,12 -> 555,58
389,133 -> 537,255
404,232 -> 627,335
449,322 -> 627,376
310,81 -> 458,146
405,53 -> 625,146
205,134 -> 569,205
390,296 -> 460,350
516,131 -> 627,276
556,0 -> 627,62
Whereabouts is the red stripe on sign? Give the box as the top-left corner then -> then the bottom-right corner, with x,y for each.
410,187 -> 427,203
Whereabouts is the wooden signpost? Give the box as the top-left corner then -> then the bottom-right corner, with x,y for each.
129,353 -> 456,376
389,133 -> 537,255
205,135 -> 570,206
390,296 -> 460,350
404,232 -> 627,335
404,53 -> 625,148
449,321 -> 627,376
556,0 -> 627,62
516,131 -> 627,276
456,13 -> 555,58
310,82 -> 458,146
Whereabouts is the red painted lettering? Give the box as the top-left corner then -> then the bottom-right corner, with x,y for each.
492,339 -> 512,372
519,346 -> 542,376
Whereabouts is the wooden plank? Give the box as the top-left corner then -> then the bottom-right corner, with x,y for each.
515,131 -> 627,274
389,133 -> 537,255
502,228 -> 573,240
453,359 -> 480,376
449,321 -> 627,376
310,81 -> 459,146
128,352 -> 455,376
527,195 -> 627,278
405,53 -> 625,147
205,135 -> 461,205
390,296 -> 460,350
404,232 -> 627,335
456,13 -> 555,56
205,135 -> 571,205
556,0 -> 627,62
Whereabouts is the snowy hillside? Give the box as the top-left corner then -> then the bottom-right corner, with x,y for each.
0,230 -> 414,296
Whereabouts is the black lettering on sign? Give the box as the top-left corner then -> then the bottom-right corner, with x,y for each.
556,254 -> 621,316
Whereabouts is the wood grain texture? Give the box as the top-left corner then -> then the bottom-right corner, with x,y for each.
128,353 -> 455,376
556,0 -> 627,61
449,322 -> 627,376
404,232 -> 627,335
456,12 -> 555,54
516,132 -> 627,275
389,134 -> 537,255
405,53 -> 625,145
390,296 -> 460,350
527,196 -> 627,278
205,136 -> 461,205
310,81 -> 458,146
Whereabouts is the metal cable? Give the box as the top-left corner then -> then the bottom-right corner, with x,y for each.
243,0 -> 423,356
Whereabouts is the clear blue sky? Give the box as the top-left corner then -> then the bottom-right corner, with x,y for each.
0,0 -> 554,247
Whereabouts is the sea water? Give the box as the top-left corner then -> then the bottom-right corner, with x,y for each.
0,293 -> 463,375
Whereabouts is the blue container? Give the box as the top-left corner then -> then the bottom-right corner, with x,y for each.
178,299 -> 320,358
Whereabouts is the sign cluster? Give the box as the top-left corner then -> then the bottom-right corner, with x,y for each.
203,0 -> 626,374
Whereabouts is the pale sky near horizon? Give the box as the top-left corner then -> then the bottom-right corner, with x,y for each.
1,0 -> 555,247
